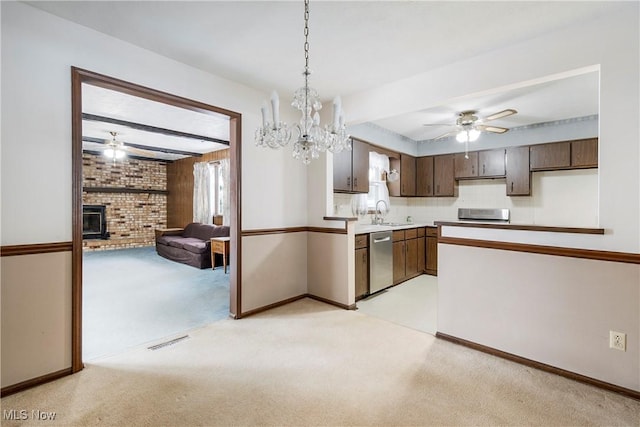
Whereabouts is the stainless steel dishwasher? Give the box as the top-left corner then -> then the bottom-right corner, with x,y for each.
369,230 -> 393,294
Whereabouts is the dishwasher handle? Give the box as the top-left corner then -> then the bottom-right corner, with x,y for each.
373,236 -> 391,243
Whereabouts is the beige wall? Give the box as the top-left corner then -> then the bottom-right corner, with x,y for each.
241,233 -> 308,314
307,231 -> 354,307
438,243 -> 640,391
1,252 -> 72,387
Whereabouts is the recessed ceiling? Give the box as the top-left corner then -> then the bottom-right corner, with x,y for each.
372,71 -> 600,142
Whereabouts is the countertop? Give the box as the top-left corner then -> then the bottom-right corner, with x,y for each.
355,221 -> 437,234
356,220 -> 604,235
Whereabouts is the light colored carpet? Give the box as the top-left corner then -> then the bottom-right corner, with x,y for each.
2,298 -> 639,426
83,246 -> 229,361
357,275 -> 437,334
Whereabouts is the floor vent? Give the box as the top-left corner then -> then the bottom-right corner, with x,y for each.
148,335 -> 190,351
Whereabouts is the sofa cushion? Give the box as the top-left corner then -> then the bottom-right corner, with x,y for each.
156,235 -> 184,246
183,223 -> 230,240
181,239 -> 209,254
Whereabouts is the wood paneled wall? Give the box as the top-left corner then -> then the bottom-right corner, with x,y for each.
166,149 -> 230,228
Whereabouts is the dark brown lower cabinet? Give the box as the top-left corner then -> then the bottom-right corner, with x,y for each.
425,227 -> 438,276
355,234 -> 369,300
393,228 -> 426,284
393,240 -> 406,284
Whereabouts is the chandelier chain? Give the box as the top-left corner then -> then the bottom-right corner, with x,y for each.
304,0 -> 310,73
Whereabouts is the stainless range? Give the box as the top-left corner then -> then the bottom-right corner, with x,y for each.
458,208 -> 510,223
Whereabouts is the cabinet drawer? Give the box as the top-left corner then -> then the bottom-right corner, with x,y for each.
355,234 -> 368,249
405,228 -> 418,239
417,227 -> 425,238
426,227 -> 437,237
392,230 -> 405,242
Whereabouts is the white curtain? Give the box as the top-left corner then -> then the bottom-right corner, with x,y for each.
193,162 -> 211,224
219,158 -> 231,226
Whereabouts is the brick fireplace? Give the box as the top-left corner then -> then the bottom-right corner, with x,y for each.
82,153 -> 168,251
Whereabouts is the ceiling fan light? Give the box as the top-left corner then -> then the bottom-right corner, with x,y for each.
115,149 -> 126,159
469,129 -> 481,142
456,131 -> 467,143
104,148 -> 115,158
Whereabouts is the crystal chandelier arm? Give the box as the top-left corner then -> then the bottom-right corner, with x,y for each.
270,90 -> 280,128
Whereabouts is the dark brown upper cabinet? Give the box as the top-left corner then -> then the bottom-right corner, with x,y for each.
479,149 -> 506,177
506,146 -> 531,196
416,156 -> 434,197
333,138 -> 369,193
570,138 -> 598,168
400,154 -> 416,196
454,152 -> 478,179
433,154 -> 455,197
530,141 -> 571,171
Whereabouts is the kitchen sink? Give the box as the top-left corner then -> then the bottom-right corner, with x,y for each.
379,222 -> 412,227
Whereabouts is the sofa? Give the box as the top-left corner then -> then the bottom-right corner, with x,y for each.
155,223 -> 230,269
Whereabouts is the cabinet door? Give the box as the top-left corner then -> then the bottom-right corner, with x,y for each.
405,238 -> 418,276
479,149 -> 506,177
530,142 -> 570,171
393,241 -> 406,284
454,152 -> 478,179
417,236 -> 425,272
355,247 -> 369,299
426,236 -> 438,276
333,148 -> 353,192
571,138 -> 598,168
433,154 -> 455,196
506,146 -> 530,196
352,139 -> 370,193
416,156 -> 434,197
400,154 -> 416,196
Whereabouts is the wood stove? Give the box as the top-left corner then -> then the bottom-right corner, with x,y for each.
83,205 -> 110,239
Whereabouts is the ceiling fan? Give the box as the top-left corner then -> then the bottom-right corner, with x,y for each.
423,109 -> 518,142
103,131 -> 156,161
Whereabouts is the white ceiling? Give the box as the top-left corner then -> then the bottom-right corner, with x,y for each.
27,1 -> 613,152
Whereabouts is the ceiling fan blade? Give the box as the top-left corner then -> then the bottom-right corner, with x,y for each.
422,123 -> 453,127
484,109 -> 517,121
476,125 -> 509,134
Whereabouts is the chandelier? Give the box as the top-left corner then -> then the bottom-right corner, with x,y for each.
104,131 -> 126,162
255,0 -> 351,164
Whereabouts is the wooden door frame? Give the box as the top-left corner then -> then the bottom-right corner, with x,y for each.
71,67 -> 242,372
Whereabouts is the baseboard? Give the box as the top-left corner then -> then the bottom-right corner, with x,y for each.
240,293 -> 356,318
1,367 -> 73,397
306,294 -> 357,310
436,332 -> 640,401
239,294 -> 308,318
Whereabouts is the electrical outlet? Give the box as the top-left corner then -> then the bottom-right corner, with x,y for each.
609,331 -> 626,351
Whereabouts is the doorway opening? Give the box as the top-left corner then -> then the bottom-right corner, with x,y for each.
71,67 -> 242,370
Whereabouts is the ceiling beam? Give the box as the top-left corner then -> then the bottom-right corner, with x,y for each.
82,149 -> 174,163
82,113 -> 230,145
82,136 -> 203,157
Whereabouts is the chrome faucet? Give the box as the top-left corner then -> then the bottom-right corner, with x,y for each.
374,199 -> 388,225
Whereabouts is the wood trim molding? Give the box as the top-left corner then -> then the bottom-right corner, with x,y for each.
240,294 -> 308,318
1,368 -> 73,398
83,187 -> 168,195
240,294 -> 355,318
0,242 -> 73,257
436,332 -> 640,401
242,226 -> 348,236
323,216 -> 358,222
307,227 -> 348,235
438,236 -> 640,264
435,221 -> 604,235
307,294 -> 357,310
